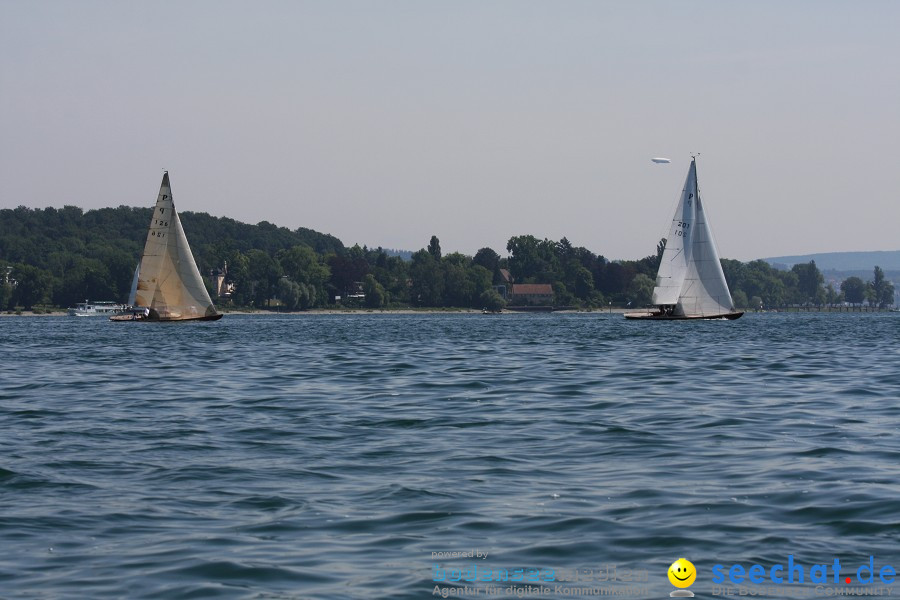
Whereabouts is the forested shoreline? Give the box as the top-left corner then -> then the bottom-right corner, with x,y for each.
0,206 -> 895,312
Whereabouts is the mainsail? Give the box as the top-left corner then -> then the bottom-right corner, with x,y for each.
133,173 -> 220,321
650,158 -> 736,318
651,162 -> 695,306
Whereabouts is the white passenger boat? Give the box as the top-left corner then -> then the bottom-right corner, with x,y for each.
67,300 -> 128,317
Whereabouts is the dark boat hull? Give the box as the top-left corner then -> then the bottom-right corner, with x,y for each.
110,312 -> 223,322
188,313 -> 224,321
624,311 -> 743,321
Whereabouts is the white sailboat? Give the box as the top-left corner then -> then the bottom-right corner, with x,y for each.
625,157 -> 743,320
111,173 -> 222,322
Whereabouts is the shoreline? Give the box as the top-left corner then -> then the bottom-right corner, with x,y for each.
2,307 -> 892,318
0,308 -> 630,317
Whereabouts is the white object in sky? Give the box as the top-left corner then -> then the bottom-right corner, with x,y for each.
651,157 -> 671,163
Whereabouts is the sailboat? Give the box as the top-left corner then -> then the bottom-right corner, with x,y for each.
111,172 -> 222,322
625,157 -> 743,320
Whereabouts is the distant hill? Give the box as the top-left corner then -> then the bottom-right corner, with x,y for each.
762,250 -> 900,272
762,252 -> 899,304
0,205 -> 346,308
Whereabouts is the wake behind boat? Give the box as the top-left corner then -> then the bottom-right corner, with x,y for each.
111,172 -> 222,322
625,158 -> 743,321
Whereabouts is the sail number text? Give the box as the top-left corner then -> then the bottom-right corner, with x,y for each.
151,218 -> 169,238
675,221 -> 691,237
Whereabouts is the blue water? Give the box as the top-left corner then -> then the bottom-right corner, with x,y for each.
1,313 -> 898,599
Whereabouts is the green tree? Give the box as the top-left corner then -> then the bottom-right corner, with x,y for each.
224,251 -> 252,306
473,247 -> 501,282
363,274 -> 386,308
409,249 -> 444,306
506,235 -> 558,283
12,264 -> 52,309
0,263 -> 12,310
864,284 -> 877,307
553,281 -> 574,306
277,277 -> 301,310
881,281 -> 895,307
572,266 -> 594,301
732,289 -> 749,309
301,283 -> 316,309
721,259 -> 747,298
278,245 -> 329,286
54,257 -> 117,308
0,283 -> 11,310
841,276 -> 866,305
442,253 -> 476,306
247,249 -> 283,307
327,247 -> 369,302
443,264 -> 471,306
869,266 -> 895,308
428,235 -> 442,261
467,264 -> 494,305
741,260 -> 788,308
626,273 -> 655,307
825,284 -> 841,307
596,261 -> 632,303
278,244 -> 330,306
791,260 -> 824,305
369,252 -> 409,305
480,289 -> 506,312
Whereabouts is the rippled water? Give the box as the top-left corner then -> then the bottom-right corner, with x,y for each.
1,313 -> 898,599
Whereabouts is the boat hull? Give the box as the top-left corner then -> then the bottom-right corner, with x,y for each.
624,311 -> 743,320
110,312 -> 223,322
192,313 -> 224,321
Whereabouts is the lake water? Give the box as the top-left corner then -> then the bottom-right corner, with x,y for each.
1,313 -> 898,599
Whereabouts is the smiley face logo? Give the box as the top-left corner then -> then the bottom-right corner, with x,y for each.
668,558 -> 696,588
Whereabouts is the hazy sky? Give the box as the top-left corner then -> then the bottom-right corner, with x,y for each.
2,1 -> 898,261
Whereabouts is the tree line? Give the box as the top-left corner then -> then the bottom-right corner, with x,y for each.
0,206 -> 894,311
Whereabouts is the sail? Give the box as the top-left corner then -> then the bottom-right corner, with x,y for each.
127,260 -> 140,306
651,161 -> 696,305
650,158 -> 735,317
133,173 -> 219,320
675,184 -> 734,317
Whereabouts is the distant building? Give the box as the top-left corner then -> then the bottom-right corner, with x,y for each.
347,281 -> 366,302
494,269 -> 514,300
508,283 -> 554,306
